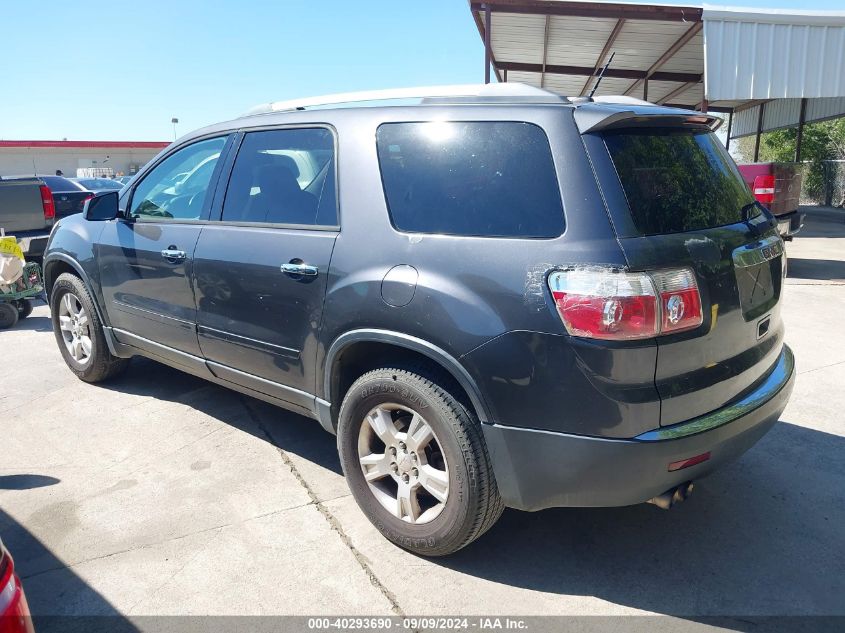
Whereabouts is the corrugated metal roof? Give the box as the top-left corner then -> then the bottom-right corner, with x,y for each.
703,7 -> 845,101
470,1 -> 845,114
808,96 -> 845,121
731,97 -> 845,138
472,1 -> 706,107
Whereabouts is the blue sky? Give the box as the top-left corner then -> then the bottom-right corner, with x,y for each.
1,0 -> 843,141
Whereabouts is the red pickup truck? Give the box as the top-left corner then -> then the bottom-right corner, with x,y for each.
737,162 -> 805,239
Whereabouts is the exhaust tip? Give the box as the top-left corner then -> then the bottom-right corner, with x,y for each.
647,481 -> 694,510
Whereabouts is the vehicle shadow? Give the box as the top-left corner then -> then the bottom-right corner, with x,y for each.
0,508 -> 139,632
99,359 -> 845,620
99,357 -> 343,476
441,420 -> 845,619
792,208 -> 845,238
9,315 -> 52,333
787,257 -> 845,282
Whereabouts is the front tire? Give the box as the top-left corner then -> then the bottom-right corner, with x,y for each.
50,273 -> 129,383
337,366 -> 503,556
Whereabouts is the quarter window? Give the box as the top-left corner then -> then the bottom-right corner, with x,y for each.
603,129 -> 757,236
222,128 -> 336,226
129,136 -> 227,220
376,122 -> 564,238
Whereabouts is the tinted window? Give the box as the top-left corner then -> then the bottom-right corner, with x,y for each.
604,129 -> 757,236
41,176 -> 82,192
129,136 -> 226,220
77,178 -> 122,190
376,122 -> 564,238
222,128 -> 336,226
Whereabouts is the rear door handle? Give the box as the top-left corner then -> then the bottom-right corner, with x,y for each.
280,262 -> 318,277
161,248 -> 187,262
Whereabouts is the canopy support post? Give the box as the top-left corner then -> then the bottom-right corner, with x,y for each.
484,3 -> 492,84
725,109 -> 734,151
753,103 -> 765,162
540,15 -> 550,88
795,97 -> 808,163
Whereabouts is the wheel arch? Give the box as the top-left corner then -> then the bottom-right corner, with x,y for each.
43,254 -> 131,359
323,329 -> 492,430
43,254 -> 110,325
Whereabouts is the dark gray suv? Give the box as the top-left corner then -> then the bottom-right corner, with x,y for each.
43,84 -> 794,555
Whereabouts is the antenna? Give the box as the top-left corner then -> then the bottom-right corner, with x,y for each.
588,52 -> 616,99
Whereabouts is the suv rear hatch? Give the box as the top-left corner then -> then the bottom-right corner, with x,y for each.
577,105 -> 786,426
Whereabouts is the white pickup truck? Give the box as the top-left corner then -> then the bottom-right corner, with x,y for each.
0,176 -> 58,258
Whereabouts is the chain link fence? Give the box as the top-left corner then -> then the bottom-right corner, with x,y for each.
798,160 -> 845,207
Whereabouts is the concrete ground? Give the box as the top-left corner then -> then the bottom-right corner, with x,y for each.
1,208 -> 843,626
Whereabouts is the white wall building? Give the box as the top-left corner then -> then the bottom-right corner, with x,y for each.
0,140 -> 168,178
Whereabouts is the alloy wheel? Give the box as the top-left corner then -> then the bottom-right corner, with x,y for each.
357,403 -> 450,524
58,292 -> 92,364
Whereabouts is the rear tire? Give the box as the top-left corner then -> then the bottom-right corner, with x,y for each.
337,366 -> 504,556
50,273 -> 129,383
0,303 -> 19,329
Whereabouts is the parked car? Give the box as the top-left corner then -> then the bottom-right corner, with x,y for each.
0,537 -> 35,633
36,176 -> 95,221
0,175 -> 93,259
0,177 -> 56,259
42,84 -> 794,556
70,177 -> 124,193
737,162 -> 805,239
114,176 -> 134,186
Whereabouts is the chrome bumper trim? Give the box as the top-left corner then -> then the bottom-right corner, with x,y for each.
635,345 -> 794,442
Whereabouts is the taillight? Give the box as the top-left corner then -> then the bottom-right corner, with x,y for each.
652,268 -> 703,334
548,267 -> 703,341
39,184 -> 56,222
752,174 -> 775,205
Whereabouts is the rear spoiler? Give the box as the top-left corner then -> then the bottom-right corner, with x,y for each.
573,103 -> 722,134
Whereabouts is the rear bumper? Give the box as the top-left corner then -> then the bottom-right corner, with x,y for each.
483,345 -> 795,511
776,211 -> 805,237
10,230 -> 50,258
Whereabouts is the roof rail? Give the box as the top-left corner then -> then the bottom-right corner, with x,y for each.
242,83 -> 565,116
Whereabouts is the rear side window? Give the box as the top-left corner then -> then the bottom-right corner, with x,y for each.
41,176 -> 81,192
376,122 -> 564,238
222,128 -> 336,226
604,129 -> 757,236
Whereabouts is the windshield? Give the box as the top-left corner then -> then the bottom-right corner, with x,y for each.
604,128 -> 757,236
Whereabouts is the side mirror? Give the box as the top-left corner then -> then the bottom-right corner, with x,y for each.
83,191 -> 120,221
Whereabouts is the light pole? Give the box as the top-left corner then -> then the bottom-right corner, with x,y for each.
171,117 -> 179,141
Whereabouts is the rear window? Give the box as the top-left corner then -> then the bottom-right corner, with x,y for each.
41,176 -> 82,192
376,121 -> 564,238
604,129 -> 756,236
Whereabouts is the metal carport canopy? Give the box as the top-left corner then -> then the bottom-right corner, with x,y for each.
469,0 -> 845,117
